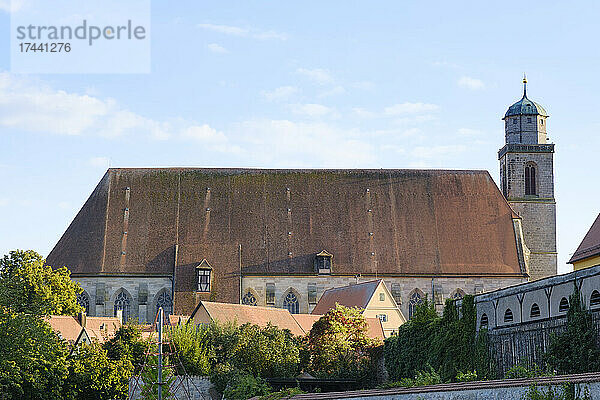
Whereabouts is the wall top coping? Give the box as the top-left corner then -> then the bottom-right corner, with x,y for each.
287,372 -> 600,399
475,264 -> 600,303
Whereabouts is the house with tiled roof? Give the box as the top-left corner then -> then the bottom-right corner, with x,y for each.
311,280 -> 404,337
569,213 -> 600,271
45,313 -> 122,351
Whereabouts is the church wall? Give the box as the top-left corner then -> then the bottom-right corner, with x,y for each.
73,276 -> 172,324
242,275 -> 526,323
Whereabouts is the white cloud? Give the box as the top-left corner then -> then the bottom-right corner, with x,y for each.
198,23 -> 286,40
0,0 -> 25,13
182,124 -> 227,144
207,43 -> 228,54
261,86 -> 298,102
0,72 -> 232,149
289,103 -> 335,118
457,128 -> 482,136
296,68 -> 334,85
411,145 -> 467,159
89,156 -> 110,168
352,107 -> 377,119
384,102 -> 439,115
234,119 -> 376,167
458,76 -> 485,90
198,23 -> 248,36
318,86 -> 345,98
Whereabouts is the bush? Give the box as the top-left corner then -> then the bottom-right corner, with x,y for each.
169,323 -> 211,376
219,369 -> 271,400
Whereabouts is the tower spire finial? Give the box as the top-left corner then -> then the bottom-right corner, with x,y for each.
523,73 -> 527,97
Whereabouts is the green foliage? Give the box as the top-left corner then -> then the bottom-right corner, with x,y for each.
103,324 -> 149,373
169,323 -> 211,375
222,371 -> 271,400
523,384 -> 591,400
379,366 -> 441,389
544,283 -> 600,374
0,309 -> 69,399
0,250 -> 82,316
506,361 -> 547,379
64,342 -> 133,400
258,387 -> 305,400
306,304 -> 381,384
139,354 -> 176,400
384,295 -> 490,383
456,370 -> 478,382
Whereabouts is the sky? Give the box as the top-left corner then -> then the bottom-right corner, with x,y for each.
1,0 -> 599,275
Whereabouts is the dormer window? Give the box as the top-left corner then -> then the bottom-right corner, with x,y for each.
315,250 -> 333,274
196,259 -> 212,292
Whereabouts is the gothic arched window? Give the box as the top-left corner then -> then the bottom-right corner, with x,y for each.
525,163 -> 537,196
242,291 -> 257,306
155,290 -> 172,320
77,291 -> 90,314
451,289 -> 466,300
282,291 -> 299,314
114,290 -> 132,322
408,289 -> 424,319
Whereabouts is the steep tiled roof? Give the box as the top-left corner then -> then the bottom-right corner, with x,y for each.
45,315 -> 121,345
47,168 -> 525,312
191,301 -> 305,336
569,213 -> 600,264
45,315 -> 82,344
311,280 -> 381,315
292,313 -> 384,340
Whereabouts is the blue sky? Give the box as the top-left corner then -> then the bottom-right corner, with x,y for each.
1,0 -> 599,274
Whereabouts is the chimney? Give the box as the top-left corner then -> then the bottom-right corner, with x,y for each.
78,312 -> 87,328
116,309 -> 123,324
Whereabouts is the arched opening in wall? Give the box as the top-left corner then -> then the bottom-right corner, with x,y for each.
480,313 -> 488,329
77,291 -> 90,314
113,289 -> 132,322
530,303 -> 541,318
451,288 -> 466,300
242,290 -> 258,306
282,290 -> 299,314
408,289 -> 425,319
155,289 -> 173,321
524,163 -> 537,196
559,297 -> 569,313
590,290 -> 600,308
504,308 -> 514,323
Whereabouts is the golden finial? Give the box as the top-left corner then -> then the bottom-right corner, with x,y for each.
523,73 -> 527,97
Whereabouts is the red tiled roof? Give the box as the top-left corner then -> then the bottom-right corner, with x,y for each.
192,301 -> 305,336
292,313 -> 384,340
45,315 -> 82,344
569,213 -> 600,264
47,168 -> 525,314
311,280 -> 381,315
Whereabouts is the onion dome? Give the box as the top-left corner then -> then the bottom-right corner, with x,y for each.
504,75 -> 548,118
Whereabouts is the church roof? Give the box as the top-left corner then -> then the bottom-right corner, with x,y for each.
47,168 -> 525,309
568,213 -> 600,264
504,78 -> 548,118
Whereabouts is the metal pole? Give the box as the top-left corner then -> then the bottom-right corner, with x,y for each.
158,307 -> 163,400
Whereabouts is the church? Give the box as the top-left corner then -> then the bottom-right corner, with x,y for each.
47,78 -> 557,323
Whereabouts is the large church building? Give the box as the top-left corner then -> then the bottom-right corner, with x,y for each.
47,80 -> 557,323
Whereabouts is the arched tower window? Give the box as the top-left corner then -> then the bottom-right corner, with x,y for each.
451,289 -> 466,300
480,313 -> 489,328
530,303 -> 541,318
408,289 -> 424,319
282,290 -> 299,314
504,308 -> 514,323
242,291 -> 258,306
77,291 -> 90,314
559,297 -> 569,313
590,290 -> 600,307
155,290 -> 173,320
114,290 -> 132,322
525,163 -> 537,196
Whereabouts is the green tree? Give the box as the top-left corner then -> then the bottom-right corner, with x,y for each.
0,309 -> 69,399
138,355 -> 176,400
0,250 -> 82,316
307,304 -> 380,383
544,283 -> 600,374
64,342 -> 133,400
169,322 -> 212,376
103,324 -> 149,373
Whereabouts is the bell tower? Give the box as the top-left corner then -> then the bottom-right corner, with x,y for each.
499,76 -> 557,280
